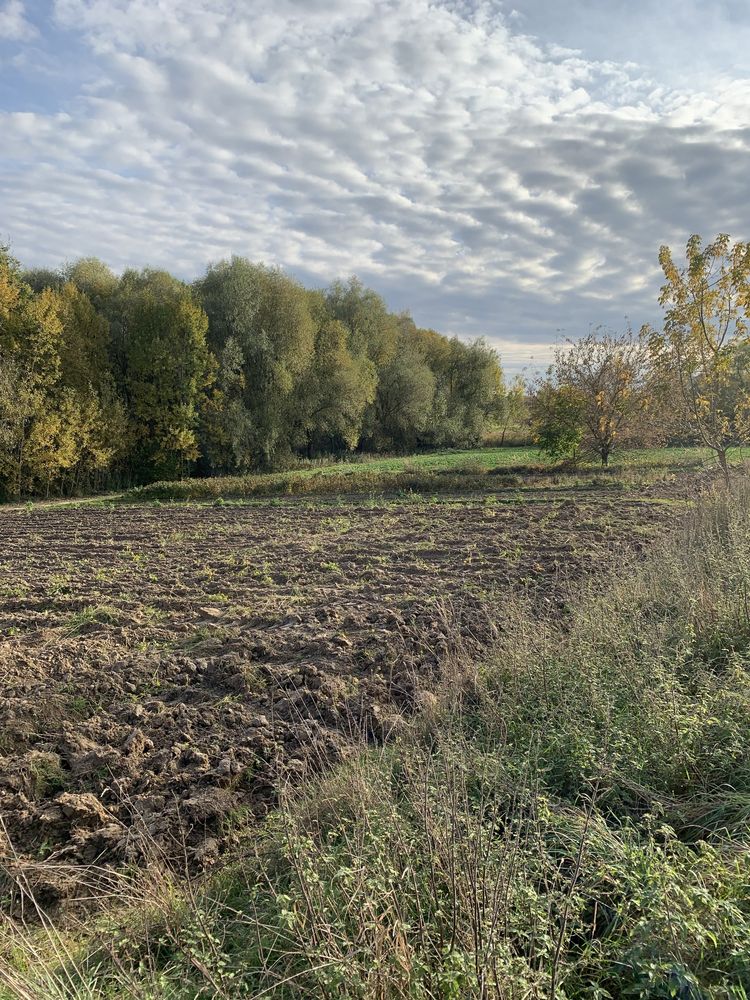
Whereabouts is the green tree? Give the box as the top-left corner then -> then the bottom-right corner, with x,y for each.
197,258 -> 315,468
651,234 -> 750,482
531,379 -> 585,463
0,259 -> 67,496
325,277 -> 399,368
372,340 -> 436,451
53,282 -> 111,392
392,318 -> 505,448
432,338 -> 504,446
0,356 -> 39,498
63,257 -> 119,313
497,375 -> 527,445
1,257 -> 129,497
294,317 -> 377,454
22,267 -> 64,293
199,337 -> 247,474
51,282 -> 128,491
0,244 -> 31,348
120,269 -> 212,479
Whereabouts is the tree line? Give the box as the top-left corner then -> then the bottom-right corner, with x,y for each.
0,250 -> 508,497
2,233 -> 748,498
531,234 -> 750,479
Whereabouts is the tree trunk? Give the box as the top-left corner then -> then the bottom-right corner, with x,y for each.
16,441 -> 24,500
717,448 -> 730,485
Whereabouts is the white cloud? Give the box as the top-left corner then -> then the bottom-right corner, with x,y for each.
0,0 -> 748,371
0,0 -> 35,39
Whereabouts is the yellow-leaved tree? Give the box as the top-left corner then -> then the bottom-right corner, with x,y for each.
650,234 -> 750,482
0,249 -> 66,497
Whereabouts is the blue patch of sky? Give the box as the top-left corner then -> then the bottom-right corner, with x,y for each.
0,6 -> 100,114
507,0 -> 750,86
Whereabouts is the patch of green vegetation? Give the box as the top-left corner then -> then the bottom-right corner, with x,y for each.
319,515 -> 354,534
62,603 -> 121,636
24,752 -> 69,799
62,689 -> 100,719
179,624 -> 235,649
139,604 -> 166,622
46,572 -> 72,596
121,445 -> 741,503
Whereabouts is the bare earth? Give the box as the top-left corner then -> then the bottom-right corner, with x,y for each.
0,479 -> 702,905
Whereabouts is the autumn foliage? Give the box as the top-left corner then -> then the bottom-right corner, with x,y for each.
0,251 -> 507,497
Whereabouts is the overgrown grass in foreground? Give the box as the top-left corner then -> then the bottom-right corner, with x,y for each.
126,445 -> 736,501
3,481 -> 750,998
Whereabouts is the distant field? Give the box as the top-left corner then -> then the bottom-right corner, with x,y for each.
311,444 -> 736,473
126,444 -> 741,501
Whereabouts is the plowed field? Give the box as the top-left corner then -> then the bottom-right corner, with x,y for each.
0,478 -> 701,905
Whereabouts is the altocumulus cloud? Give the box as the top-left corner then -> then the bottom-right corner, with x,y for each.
1,0 -> 749,369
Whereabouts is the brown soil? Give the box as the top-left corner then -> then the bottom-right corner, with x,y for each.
0,478 -> 704,905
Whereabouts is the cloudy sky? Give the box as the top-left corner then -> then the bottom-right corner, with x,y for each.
1,1 -> 749,370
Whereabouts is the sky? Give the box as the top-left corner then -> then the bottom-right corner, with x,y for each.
1,1 -> 749,372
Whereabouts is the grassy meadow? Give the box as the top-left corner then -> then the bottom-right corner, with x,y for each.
126,444 -> 741,502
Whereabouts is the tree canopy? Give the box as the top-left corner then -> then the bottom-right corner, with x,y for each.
532,330 -> 666,466
0,247 -> 507,497
649,234 -> 750,480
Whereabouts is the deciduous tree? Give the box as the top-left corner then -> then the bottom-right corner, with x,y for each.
650,234 -> 750,482
197,258 -> 316,468
534,330 -> 665,466
531,380 -> 585,463
372,340 -> 436,451
545,330 -> 661,467
497,375 -> 527,445
295,317 -> 376,454
120,269 -> 213,479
